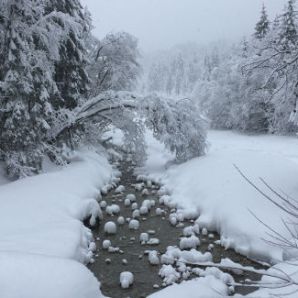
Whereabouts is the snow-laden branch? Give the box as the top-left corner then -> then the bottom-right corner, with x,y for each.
50,91 -> 208,163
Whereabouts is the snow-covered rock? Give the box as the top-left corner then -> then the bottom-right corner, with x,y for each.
142,188 -> 149,196
124,199 -> 131,207
139,233 -> 149,244
104,222 -> 117,234
126,194 -> 136,202
108,246 -> 120,253
102,240 -> 112,250
148,250 -> 160,265
142,199 -> 152,209
132,209 -> 140,219
89,242 -> 96,252
106,204 -> 120,216
131,202 -> 138,210
120,271 -> 134,289
99,200 -> 107,208
117,216 -> 125,225
134,183 -> 144,191
115,185 -> 125,193
179,236 -> 200,250
128,219 -> 140,230
140,206 -> 149,215
183,226 -> 195,237
169,214 -> 177,226
147,238 -> 160,245
155,208 -> 163,216
159,265 -> 180,285
201,227 -> 208,236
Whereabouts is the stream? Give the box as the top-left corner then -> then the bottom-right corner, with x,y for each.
88,160 -> 267,298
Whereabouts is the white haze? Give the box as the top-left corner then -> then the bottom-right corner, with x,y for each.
81,0 -> 288,52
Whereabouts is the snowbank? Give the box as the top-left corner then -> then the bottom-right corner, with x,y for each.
142,130 -> 298,263
148,276 -> 228,298
0,252 -> 102,298
0,149 -> 115,298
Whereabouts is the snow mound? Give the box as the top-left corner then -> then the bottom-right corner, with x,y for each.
104,221 -> 117,234
120,271 -> 134,289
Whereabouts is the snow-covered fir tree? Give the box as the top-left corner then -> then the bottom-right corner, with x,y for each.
278,0 -> 297,50
0,0 -> 91,177
0,0 -> 58,177
254,4 -> 270,40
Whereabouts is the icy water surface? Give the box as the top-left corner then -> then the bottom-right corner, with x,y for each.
88,161 -> 267,298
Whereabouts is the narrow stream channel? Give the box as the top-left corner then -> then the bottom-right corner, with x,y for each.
88,160 -> 267,298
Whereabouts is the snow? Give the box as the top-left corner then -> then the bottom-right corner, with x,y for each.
126,193 -> 136,202
140,205 -> 149,215
132,209 -> 141,219
140,232 -> 149,243
100,200 -> 107,208
0,252 -> 104,298
104,221 -> 117,234
148,250 -> 160,265
124,198 -> 131,206
120,271 -> 134,289
169,214 -> 177,226
202,227 -> 208,236
156,207 -> 164,216
147,238 -> 160,245
117,216 -> 125,225
183,226 -> 195,237
131,202 -> 138,210
245,261 -> 298,298
129,219 -> 140,230
179,235 -> 200,250
141,130 -> 298,263
102,240 -> 112,250
0,149 -> 115,298
106,204 -> 120,216
159,265 -> 180,285
115,185 -> 125,193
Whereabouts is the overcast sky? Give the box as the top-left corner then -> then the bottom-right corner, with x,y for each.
81,0 -> 288,52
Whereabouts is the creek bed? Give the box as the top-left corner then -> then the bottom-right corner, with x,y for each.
88,162 -> 267,298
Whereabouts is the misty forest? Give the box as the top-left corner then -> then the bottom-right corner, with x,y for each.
1,0 -> 298,297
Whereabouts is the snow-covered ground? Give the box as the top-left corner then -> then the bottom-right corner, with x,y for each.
0,149 -> 116,298
143,130 -> 298,262
141,130 -> 298,297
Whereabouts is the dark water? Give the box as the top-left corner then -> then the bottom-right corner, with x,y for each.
88,162 -> 267,298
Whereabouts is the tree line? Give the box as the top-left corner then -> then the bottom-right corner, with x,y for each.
146,0 -> 298,134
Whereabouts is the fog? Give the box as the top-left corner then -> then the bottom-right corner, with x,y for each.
82,0 -> 288,52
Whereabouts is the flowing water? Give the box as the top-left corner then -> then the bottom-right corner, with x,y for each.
88,161 -> 268,298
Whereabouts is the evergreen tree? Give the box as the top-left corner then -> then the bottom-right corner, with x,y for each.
0,0 -> 59,177
0,0 -> 91,177
278,0 -> 297,50
46,0 -> 91,110
254,4 -> 270,40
